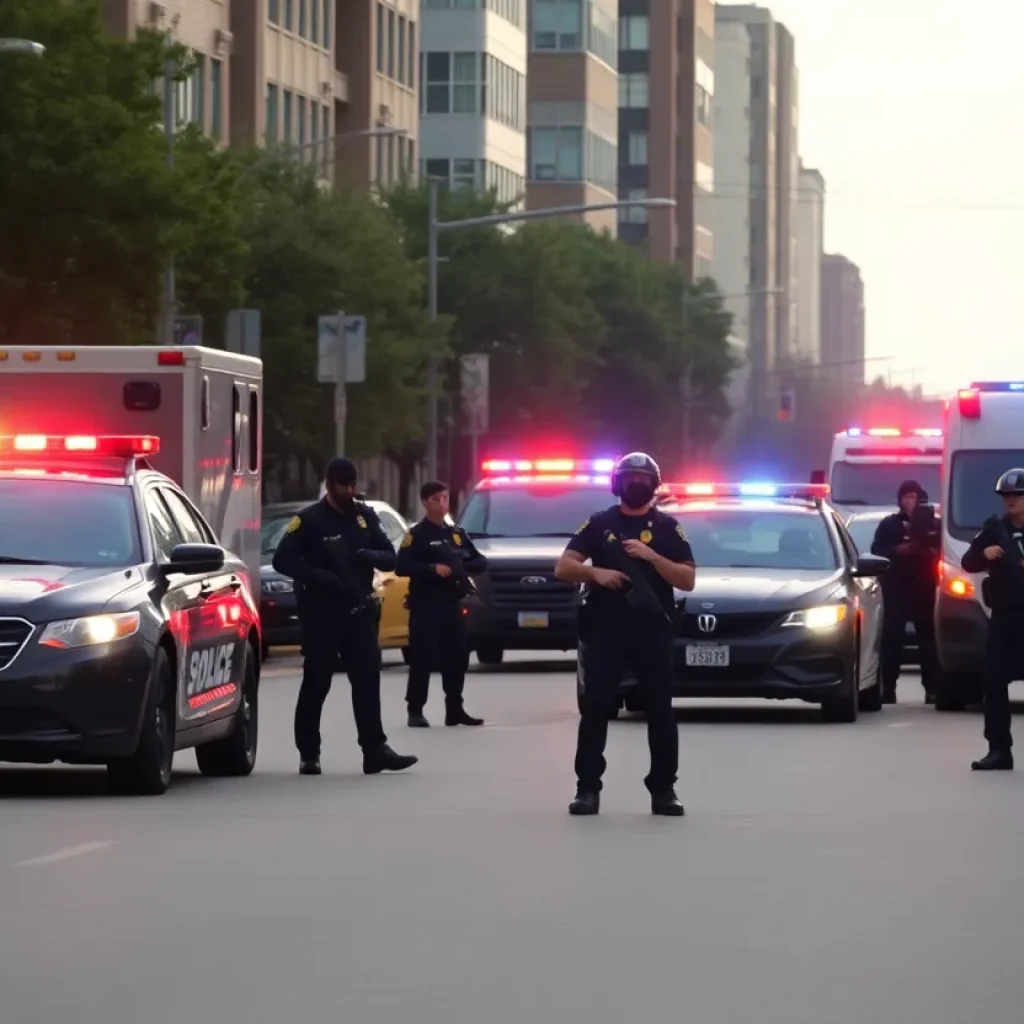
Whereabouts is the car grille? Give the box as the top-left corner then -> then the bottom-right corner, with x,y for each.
677,611 -> 781,640
0,618 -> 33,671
486,563 -> 577,608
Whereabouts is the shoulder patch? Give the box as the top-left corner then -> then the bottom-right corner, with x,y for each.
356,514 -> 367,529
675,524 -> 687,541
400,532 -> 413,549
452,531 -> 463,546
285,516 -> 301,535
574,517 -> 591,536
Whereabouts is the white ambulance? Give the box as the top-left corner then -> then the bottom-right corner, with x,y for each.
934,382 -> 1024,710
825,426 -> 943,519
0,346 -> 262,586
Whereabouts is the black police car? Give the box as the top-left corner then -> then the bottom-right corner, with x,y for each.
259,501 -> 306,655
0,434 -> 261,795
609,482 -> 890,722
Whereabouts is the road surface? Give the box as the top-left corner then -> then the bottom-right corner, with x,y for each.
3,652 -> 1024,1024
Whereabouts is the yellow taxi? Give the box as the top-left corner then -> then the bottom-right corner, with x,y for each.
363,499 -> 412,656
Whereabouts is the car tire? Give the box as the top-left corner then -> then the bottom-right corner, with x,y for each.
195,648 -> 259,777
934,670 -> 981,712
822,651 -> 859,723
859,663 -> 884,713
107,646 -> 175,796
476,644 -> 504,667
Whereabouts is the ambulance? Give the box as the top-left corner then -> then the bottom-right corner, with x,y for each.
0,345 -> 262,585
934,383 -> 1024,710
824,426 -> 943,519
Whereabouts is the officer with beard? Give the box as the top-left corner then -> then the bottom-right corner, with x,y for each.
554,452 -> 696,817
272,457 -> 418,777
870,480 -> 940,704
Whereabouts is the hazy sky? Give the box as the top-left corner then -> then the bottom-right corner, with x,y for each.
746,0 -> 1024,396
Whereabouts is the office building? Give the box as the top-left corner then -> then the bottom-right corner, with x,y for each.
794,163 -> 824,363
773,20 -> 798,362
617,0 -> 714,276
821,253 -> 865,393
525,0 -> 619,235
419,0 -> 527,207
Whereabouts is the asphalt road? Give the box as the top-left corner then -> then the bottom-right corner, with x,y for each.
3,652 -> 1024,1024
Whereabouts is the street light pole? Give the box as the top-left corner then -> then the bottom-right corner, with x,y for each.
0,39 -> 45,57
424,194 -> 676,479
161,56 -> 176,347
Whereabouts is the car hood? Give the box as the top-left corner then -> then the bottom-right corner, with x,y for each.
675,567 -> 844,612
469,536 -> 567,561
0,563 -> 139,619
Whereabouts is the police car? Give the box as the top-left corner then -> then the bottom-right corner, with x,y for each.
458,457 -> 617,665
0,434 -> 261,795
609,482 -> 890,722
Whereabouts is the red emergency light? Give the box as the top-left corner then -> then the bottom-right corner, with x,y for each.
841,427 -> 943,438
660,482 -> 831,501
481,457 -> 616,474
0,435 -> 160,458
957,388 -> 981,418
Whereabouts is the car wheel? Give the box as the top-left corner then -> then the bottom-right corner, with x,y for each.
195,648 -> 259,777
476,644 -> 504,667
107,647 -> 175,796
822,651 -> 859,723
859,662 -> 884,713
934,670 -> 982,712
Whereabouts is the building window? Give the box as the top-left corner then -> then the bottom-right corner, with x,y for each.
619,72 -> 648,109
269,0 -> 279,24
210,58 -> 222,139
191,54 -> 204,128
529,126 -> 583,181
376,3 -> 385,73
587,3 -> 616,67
532,0 -> 582,51
618,187 -> 648,223
619,15 -> 647,50
299,0 -> 307,37
696,84 -> 712,127
398,16 -> 407,86
322,0 -> 331,47
322,104 -> 331,165
311,0 -> 319,43
452,158 -> 477,190
627,130 -> 647,166
483,54 -> 525,132
283,89 -> 293,142
310,100 -> 319,159
265,83 -> 279,143
297,95 -> 307,146
422,51 -> 480,115
408,23 -> 416,85
387,8 -> 396,78
284,0 -> 293,31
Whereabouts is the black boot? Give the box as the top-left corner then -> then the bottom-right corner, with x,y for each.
882,685 -> 896,705
568,789 -> 600,815
298,759 -> 321,775
363,745 -> 419,774
651,789 -> 685,816
446,707 -> 484,726
971,749 -> 1014,771
408,711 -> 430,727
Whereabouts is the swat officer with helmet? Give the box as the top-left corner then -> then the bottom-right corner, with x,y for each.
554,452 -> 696,816
961,468 -> 1024,771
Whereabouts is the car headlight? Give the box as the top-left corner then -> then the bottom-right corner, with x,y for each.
38,612 -> 140,650
261,579 -> 294,594
782,604 -> 848,630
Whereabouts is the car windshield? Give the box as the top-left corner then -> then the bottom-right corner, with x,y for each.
950,450 -> 1024,530
0,478 -> 140,567
670,506 -> 838,571
459,486 -> 610,537
846,516 -> 882,554
261,515 -> 296,556
830,461 -> 941,506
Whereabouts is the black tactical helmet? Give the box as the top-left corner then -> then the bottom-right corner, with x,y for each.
995,469 -> 1024,496
611,452 -> 662,497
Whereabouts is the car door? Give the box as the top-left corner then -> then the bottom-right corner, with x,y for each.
833,511 -> 882,686
156,485 -> 247,726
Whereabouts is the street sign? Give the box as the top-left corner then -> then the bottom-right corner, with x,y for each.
317,314 -> 367,383
460,354 -> 489,435
226,309 -> 261,358
173,315 -> 203,347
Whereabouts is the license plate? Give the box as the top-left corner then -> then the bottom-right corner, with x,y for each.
518,611 -> 549,629
685,644 -> 730,667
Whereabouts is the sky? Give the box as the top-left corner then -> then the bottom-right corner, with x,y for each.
743,0 -> 1024,396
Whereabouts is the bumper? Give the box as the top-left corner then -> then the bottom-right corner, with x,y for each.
0,640 -> 154,765
620,627 -> 857,702
463,597 -> 579,652
260,595 -> 301,647
935,592 -> 988,675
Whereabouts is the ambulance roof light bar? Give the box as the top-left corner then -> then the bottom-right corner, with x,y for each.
0,435 -> 161,458
841,427 -> 943,438
659,482 -> 831,501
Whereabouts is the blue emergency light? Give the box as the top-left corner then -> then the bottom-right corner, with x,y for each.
660,481 -> 830,501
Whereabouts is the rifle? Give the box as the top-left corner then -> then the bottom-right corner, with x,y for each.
322,534 -> 377,616
980,514 -> 1024,607
599,530 -> 672,624
435,541 -> 476,600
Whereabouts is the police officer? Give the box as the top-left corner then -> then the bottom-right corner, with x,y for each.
870,480 -> 940,703
961,468 -> 1024,771
272,457 -> 418,776
554,452 -> 696,816
397,480 -> 488,728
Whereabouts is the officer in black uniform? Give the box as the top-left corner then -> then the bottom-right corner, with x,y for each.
397,480 -> 488,728
870,479 -> 940,704
272,457 -> 418,776
554,452 -> 696,817
961,468 -> 1024,771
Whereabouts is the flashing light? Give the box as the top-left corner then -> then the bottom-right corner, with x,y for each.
158,350 -> 186,366
939,560 -> 975,600
481,457 -> 616,475
843,427 -> 943,438
661,482 -> 830,501
0,435 -> 160,458
479,473 -> 610,487
958,388 -> 981,418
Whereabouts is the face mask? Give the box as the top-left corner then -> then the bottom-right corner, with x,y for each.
621,482 -> 655,509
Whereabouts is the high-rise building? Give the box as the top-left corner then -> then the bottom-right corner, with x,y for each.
773,21 -> 798,363
794,163 -> 825,363
820,253 -> 865,393
419,0 -> 527,207
525,0 -> 619,235
616,0 -> 715,276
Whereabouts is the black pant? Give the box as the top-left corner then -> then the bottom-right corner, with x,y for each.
405,600 -> 468,713
983,617 -> 1024,752
295,608 -> 386,760
575,615 -> 678,794
880,588 -> 937,695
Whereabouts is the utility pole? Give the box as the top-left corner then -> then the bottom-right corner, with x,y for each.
161,56 -> 176,346
426,178 -> 440,479
679,290 -> 695,462
333,311 -> 348,456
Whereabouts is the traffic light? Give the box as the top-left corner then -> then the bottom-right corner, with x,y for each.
778,388 -> 795,422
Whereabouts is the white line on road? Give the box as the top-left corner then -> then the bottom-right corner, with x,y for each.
15,840 -> 114,867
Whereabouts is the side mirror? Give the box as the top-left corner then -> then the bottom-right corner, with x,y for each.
851,553 -> 889,578
162,543 -> 226,575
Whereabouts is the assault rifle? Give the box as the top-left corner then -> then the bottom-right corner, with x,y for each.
435,541 -> 476,600
600,530 -> 672,624
322,535 -> 377,616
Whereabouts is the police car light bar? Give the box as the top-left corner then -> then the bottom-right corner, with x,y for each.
0,434 -> 161,457
480,457 -> 616,474
842,427 -> 943,438
958,388 -> 981,418
661,482 -> 831,500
